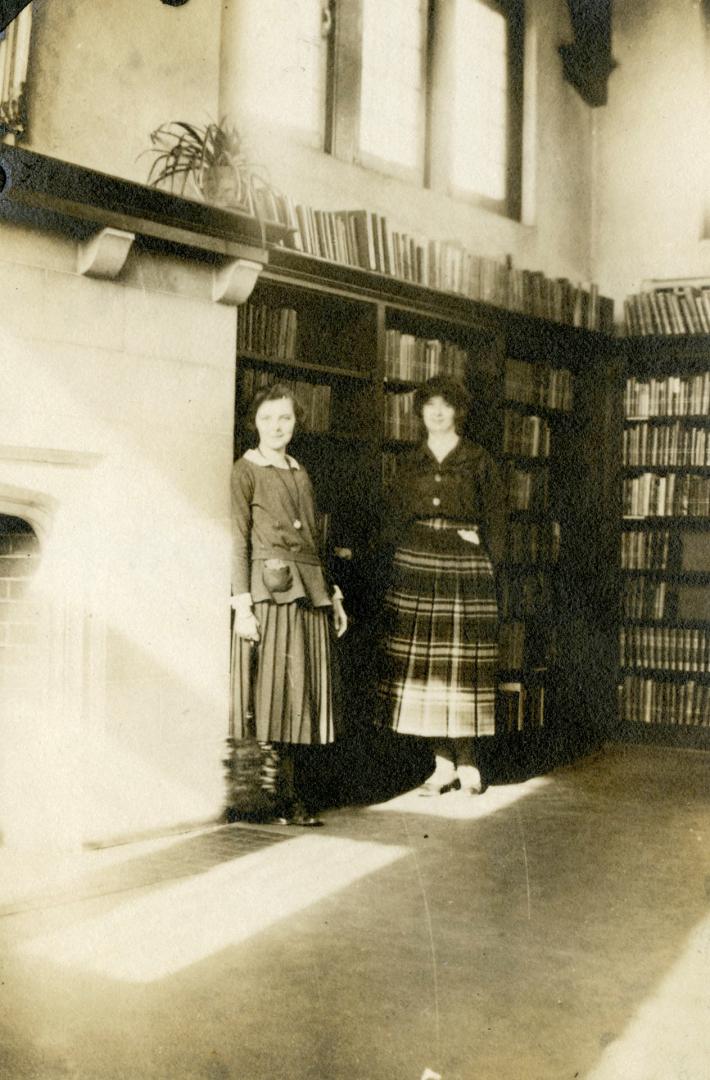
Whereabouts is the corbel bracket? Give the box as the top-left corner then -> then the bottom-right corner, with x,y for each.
77,227 -> 135,279
212,257 -> 263,306
559,0 -> 617,108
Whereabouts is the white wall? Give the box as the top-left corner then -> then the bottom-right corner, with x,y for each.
0,223 -> 238,846
24,0 -> 222,183
594,0 -> 710,310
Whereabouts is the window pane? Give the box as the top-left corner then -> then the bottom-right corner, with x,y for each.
451,0 -> 508,201
360,0 -> 426,171
240,0 -> 325,142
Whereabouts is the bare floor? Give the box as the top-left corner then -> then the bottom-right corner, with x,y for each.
1,743 -> 708,1080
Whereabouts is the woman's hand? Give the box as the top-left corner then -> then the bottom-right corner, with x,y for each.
235,612 -> 260,642
331,595 -> 348,638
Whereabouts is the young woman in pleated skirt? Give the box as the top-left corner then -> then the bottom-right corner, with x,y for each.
378,375 -> 505,795
230,383 -> 347,825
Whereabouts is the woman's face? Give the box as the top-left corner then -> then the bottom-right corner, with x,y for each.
255,397 -> 296,453
421,395 -> 457,436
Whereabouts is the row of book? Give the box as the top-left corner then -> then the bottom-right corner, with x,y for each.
384,330 -> 468,383
499,572 -> 552,619
622,579 -> 667,620
502,412 -> 551,458
623,474 -> 710,517
620,529 -> 670,569
278,200 -> 614,331
506,521 -> 561,565
624,285 -> 710,337
620,626 -> 710,672
623,422 -> 710,466
499,621 -> 525,669
619,676 -> 710,727
383,390 -> 419,442
239,368 -> 331,433
624,374 -> 710,417
237,303 -> 298,361
504,359 -> 573,412
507,467 -> 550,512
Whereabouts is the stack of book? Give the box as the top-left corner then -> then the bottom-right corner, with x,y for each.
620,529 -> 670,569
500,571 -> 551,618
237,303 -> 298,360
620,625 -> 710,672
383,390 -> 419,441
276,198 -> 614,331
239,369 -> 331,433
507,467 -> 550,512
624,284 -> 710,336
623,473 -> 710,517
619,676 -> 710,726
384,330 -> 468,382
504,359 -> 573,411
624,422 -> 710,466
506,520 -> 561,564
622,578 -> 667,620
624,374 -> 710,417
502,411 -> 551,457
499,621 -> 525,669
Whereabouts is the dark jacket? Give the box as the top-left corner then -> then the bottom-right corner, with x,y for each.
384,437 -> 506,568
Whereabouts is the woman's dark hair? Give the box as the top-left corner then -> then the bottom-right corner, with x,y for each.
413,375 -> 472,432
246,381 -> 306,432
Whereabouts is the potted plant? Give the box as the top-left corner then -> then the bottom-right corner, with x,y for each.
142,117 -> 286,224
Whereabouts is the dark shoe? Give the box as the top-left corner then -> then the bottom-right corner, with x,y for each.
277,801 -> 324,827
417,777 -> 461,797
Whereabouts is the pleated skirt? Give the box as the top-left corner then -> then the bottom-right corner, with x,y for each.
378,522 -> 499,738
231,599 -> 340,745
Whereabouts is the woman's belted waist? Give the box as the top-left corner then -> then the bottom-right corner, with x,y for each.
415,518 -> 480,531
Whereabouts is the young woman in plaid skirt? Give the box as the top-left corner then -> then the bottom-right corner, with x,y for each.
230,384 -> 348,825
379,375 -> 505,795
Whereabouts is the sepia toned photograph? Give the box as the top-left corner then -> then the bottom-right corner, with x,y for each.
0,1 -> 708,1077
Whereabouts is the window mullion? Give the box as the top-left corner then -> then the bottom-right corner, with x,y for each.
327,0 -> 363,163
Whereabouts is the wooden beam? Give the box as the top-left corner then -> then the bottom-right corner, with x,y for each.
559,0 -> 617,108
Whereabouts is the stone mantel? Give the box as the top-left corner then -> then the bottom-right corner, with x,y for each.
0,145 -> 270,297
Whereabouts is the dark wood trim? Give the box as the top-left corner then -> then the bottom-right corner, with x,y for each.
0,146 -> 272,261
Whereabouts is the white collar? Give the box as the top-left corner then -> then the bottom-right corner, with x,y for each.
244,448 -> 301,470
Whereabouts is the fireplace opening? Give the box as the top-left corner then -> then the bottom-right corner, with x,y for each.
0,513 -> 42,847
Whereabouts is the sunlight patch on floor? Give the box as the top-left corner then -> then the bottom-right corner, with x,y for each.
19,834 -> 408,983
584,912 -> 710,1080
368,776 -> 551,819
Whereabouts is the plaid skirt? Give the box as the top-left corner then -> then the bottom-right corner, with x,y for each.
230,599 -> 340,745
378,521 -> 499,738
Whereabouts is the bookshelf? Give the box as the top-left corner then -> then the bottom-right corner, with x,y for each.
233,245 -> 618,762
619,336 -> 710,747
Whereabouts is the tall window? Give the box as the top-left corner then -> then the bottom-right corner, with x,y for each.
237,0 -> 328,147
329,0 -> 524,219
450,0 -> 512,203
359,0 -> 427,178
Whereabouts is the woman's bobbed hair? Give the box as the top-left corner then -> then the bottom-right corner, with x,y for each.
246,381 -> 306,433
413,375 -> 472,433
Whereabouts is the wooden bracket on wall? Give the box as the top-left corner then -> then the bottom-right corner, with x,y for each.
212,257 -> 263,306
77,227 -> 135,279
559,0 -> 617,108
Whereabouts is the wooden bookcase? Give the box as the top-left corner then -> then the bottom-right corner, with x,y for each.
619,335 -> 710,747
233,247 -> 618,763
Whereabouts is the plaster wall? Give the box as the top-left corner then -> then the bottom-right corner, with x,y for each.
23,0 -> 222,185
0,224 -> 237,846
594,0 -> 710,310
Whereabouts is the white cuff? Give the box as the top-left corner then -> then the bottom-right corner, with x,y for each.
231,592 -> 253,615
332,586 -> 344,602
